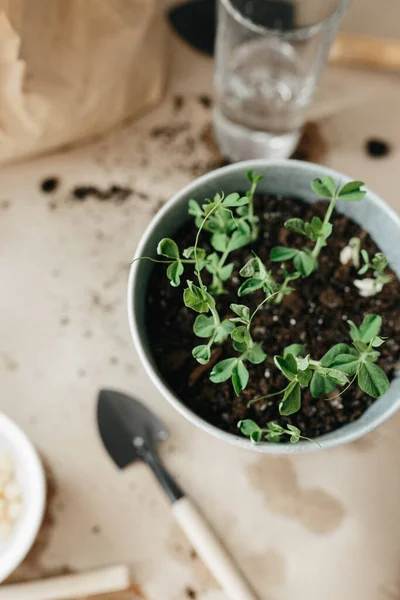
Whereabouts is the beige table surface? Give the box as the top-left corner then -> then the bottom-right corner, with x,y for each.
1,10 -> 400,600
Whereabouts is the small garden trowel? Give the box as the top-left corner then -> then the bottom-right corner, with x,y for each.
97,389 -> 258,600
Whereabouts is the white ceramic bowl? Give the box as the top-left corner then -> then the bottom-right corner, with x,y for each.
0,413 -> 46,582
128,159 -> 400,453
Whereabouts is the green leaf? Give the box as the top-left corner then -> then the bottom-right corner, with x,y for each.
321,343 -> 355,367
231,326 -> 252,347
358,263 -> 369,275
284,344 -> 305,358
321,222 -> 333,240
183,281 -> 209,313
267,421 -> 284,433
222,193 -> 249,208
233,340 -> 248,353
310,372 -> 336,398
338,181 -> 366,202
227,228 -> 251,252
230,304 -> 250,322
182,246 -> 206,261
214,320 -> 235,343
330,354 -> 360,376
287,424 -> 301,436
287,424 -> 301,443
211,233 -> 229,252
250,430 -> 263,442
232,361 -> 249,395
347,320 -> 361,342
274,354 -> 298,381
296,355 -> 310,371
325,368 -> 349,386
166,261 -> 184,287
246,170 -> 263,184
284,218 -> 306,235
238,278 -> 264,297
193,315 -> 215,338
239,258 -> 257,278
239,256 -> 267,280
279,382 -> 301,416
297,367 -> 312,386
294,250 -> 315,277
365,350 -> 380,363
354,340 -> 368,353
309,216 -> 324,240
238,419 -> 261,439
247,343 -> 267,365
210,358 -> 237,383
188,199 -> 202,217
372,252 -> 388,273
371,336 -> 385,348
359,314 -> 382,343
220,264 -> 234,280
311,176 -> 336,198
358,362 -> 390,398
157,238 -> 180,260
192,345 -> 211,364
270,246 -> 298,262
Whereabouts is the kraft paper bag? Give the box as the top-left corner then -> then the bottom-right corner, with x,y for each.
0,0 -> 167,165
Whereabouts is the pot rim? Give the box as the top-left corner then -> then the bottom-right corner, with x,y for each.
128,159 -> 400,453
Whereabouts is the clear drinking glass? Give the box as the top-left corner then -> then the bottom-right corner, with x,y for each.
213,0 -> 349,161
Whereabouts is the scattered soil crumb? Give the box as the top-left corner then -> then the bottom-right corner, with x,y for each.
366,138 -> 391,158
198,95 -> 212,109
72,185 -> 132,203
292,121 -> 327,163
168,524 -> 218,591
185,586 -> 197,599
150,123 -> 190,142
1,199 -> 10,210
60,316 -> 69,326
41,177 -> 60,194
110,356 -> 119,365
91,292 -> 114,313
0,352 -> 19,371
91,525 -> 101,535
174,95 -> 185,112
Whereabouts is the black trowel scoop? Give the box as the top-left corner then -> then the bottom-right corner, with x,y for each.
97,389 -> 258,600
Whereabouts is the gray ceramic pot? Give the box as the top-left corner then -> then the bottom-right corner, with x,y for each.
128,159 -> 400,453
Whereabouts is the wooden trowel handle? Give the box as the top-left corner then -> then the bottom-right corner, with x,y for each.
330,33 -> 400,71
0,565 -> 130,600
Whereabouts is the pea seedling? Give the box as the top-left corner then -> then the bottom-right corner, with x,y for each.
270,178 -> 367,277
139,172 -> 391,445
354,250 -> 391,297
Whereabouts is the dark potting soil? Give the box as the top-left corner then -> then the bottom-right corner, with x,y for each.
146,194 -> 400,439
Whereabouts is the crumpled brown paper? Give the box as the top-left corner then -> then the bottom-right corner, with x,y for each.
0,0 -> 167,165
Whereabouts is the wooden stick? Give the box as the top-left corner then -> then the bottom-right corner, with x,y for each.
330,33 -> 400,72
0,565 -> 130,600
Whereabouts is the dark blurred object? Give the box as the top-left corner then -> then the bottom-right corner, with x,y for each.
168,0 -> 294,56
365,139 -> 391,158
168,0 -> 216,55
